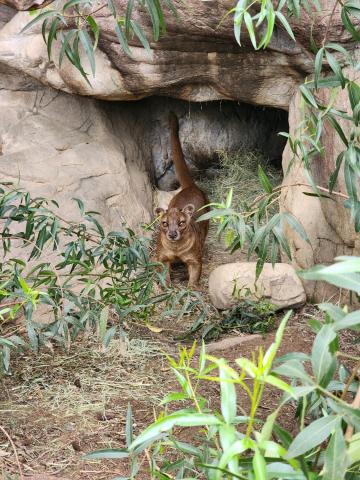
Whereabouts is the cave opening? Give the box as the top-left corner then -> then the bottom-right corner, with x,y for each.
112,96 -> 288,205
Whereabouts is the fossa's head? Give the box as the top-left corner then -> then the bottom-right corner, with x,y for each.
155,204 -> 195,242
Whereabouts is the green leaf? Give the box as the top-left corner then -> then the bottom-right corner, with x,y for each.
342,7 -> 360,42
86,15 -> 100,50
348,432 -> 360,463
261,5 -> 275,48
329,152 -> 344,192
62,0 -> 89,12
160,392 -> 186,405
327,398 -> 360,430
314,47 -> 324,89
99,305 -> 109,340
125,0 -> 134,35
47,17 -> 60,61
219,360 -> 237,423
130,20 -> 152,56
333,309 -> 360,331
300,84 -> 318,109
327,115 -> 348,147
115,22 -> 132,57
244,12 -> 257,49
258,165 -> 273,193
275,11 -> 295,41
323,426 -> 348,480
107,0 -> 116,17
263,310 -> 292,372
130,413 -> 222,450
253,449 -> 267,480
259,409 -> 279,443
266,462 -> 306,479
300,263 -> 360,294
126,403 -> 133,447
282,213 -> 310,243
317,302 -> 346,322
273,360 -> 313,384
311,324 -> 337,386
286,415 -> 340,458
79,30 -> 96,76
325,51 -> 346,88
83,448 -> 129,459
348,81 -> 360,110
217,438 -> 250,475
21,10 -> 58,33
265,374 -> 295,396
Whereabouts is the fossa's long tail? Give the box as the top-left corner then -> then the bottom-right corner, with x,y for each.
169,112 -> 194,189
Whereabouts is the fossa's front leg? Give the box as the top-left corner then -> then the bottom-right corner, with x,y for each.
186,260 -> 202,287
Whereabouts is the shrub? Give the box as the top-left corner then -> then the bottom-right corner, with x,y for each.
0,183 -> 210,374
86,256 -> 360,479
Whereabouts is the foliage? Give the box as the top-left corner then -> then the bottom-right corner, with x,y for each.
197,182 -> 310,279
203,297 -> 276,341
21,0 -> 177,84
87,256 -> 360,479
0,183 -> 211,374
198,147 -> 282,213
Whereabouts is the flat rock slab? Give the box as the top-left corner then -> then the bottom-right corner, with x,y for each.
209,262 -> 306,310
206,334 -> 262,353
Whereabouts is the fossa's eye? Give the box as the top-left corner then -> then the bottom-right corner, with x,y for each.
162,221 -> 168,227
179,221 -> 185,226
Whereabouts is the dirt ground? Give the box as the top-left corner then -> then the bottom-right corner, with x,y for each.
1,231 -> 359,480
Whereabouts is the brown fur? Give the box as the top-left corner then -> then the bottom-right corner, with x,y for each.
154,112 -> 209,287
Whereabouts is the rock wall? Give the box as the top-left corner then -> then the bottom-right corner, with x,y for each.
281,59 -> 360,300
0,78 -> 153,229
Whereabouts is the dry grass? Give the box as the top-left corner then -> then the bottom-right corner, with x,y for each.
199,146 -> 282,211
0,336 -> 174,479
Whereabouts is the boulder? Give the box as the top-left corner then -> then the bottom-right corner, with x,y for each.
209,262 -> 306,310
0,85 -> 153,231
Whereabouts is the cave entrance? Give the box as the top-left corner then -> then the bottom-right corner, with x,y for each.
142,97 -> 288,204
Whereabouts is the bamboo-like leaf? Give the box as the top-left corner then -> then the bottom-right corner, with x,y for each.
130,20 -> 152,56
86,15 -> 99,51
342,7 -> 360,42
300,84 -> 318,108
126,403 -> 133,447
282,213 -> 310,243
21,10 -> 58,33
253,449 -> 267,480
115,22 -> 132,57
79,30 -> 96,76
244,12 -> 257,49
286,415 -> 340,458
83,448 -> 129,459
323,425 -> 348,480
275,11 -> 295,41
130,412 -> 222,450
314,47 -> 324,89
311,324 -> 337,387
325,50 -> 346,88
125,0 -> 135,36
258,165 -> 273,193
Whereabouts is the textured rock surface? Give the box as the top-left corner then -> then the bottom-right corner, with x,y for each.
209,262 -> 306,310
0,84 -> 153,230
281,62 -> 360,300
2,1 -> 355,107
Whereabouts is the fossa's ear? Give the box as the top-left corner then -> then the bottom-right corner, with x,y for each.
154,207 -> 165,217
182,204 -> 195,217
